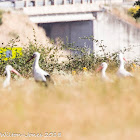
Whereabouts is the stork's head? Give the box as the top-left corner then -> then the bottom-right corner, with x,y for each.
5,65 -> 21,76
118,53 -> 126,62
101,62 -> 108,69
33,52 -> 40,58
96,62 -> 108,72
26,52 -> 40,63
6,65 -> 13,71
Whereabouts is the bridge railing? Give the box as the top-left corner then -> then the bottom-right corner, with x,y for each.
0,0 -> 123,10
23,0 -> 95,7
23,0 -> 124,7
22,0 -> 123,16
23,1 -> 101,16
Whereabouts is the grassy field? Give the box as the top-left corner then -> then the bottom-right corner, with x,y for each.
0,71 -> 140,140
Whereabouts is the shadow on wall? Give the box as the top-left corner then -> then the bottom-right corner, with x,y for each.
38,20 -> 94,53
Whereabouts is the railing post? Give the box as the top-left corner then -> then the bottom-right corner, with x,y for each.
63,0 -> 66,5
24,0 -> 26,7
35,0 -> 38,6
72,0 -> 75,4
90,0 -> 92,3
81,0 -> 83,4
54,0 -> 56,5
43,0 -> 46,6
24,0 -> 28,7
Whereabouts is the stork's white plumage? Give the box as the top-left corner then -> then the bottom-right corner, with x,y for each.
117,53 -> 133,77
27,52 -> 54,86
3,65 -> 21,88
96,62 -> 112,82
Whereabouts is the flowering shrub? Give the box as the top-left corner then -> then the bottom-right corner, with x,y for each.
128,6 -> 140,17
0,34 -> 135,77
128,0 -> 140,20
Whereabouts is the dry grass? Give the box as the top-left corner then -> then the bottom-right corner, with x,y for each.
0,11 -> 51,47
0,71 -> 140,140
109,6 -> 140,29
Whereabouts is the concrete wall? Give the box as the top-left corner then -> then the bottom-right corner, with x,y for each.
38,21 -> 94,52
94,12 -> 140,60
38,12 -> 140,60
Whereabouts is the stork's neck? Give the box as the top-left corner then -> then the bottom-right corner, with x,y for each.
5,69 -> 11,82
33,55 -> 40,69
119,59 -> 125,70
101,67 -> 107,78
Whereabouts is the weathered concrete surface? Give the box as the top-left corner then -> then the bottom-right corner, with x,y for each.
94,12 -> 140,60
23,4 -> 100,15
38,21 -> 94,52
30,13 -> 95,23
38,11 -> 140,60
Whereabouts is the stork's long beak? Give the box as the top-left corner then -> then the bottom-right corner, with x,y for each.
96,66 -> 103,72
123,57 -> 127,62
11,69 -> 21,76
26,55 -> 35,63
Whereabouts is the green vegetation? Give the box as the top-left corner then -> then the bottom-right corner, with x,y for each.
133,0 -> 140,19
128,0 -> 140,21
0,33 -> 136,78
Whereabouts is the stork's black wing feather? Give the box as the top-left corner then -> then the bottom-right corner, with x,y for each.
45,75 -> 54,86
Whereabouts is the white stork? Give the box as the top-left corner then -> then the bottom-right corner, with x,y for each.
3,65 -> 21,88
96,62 -> 112,82
117,53 -> 133,77
26,52 -> 54,86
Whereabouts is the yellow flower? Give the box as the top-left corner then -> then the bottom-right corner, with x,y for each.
128,6 -> 140,15
72,71 -> 76,75
83,67 -> 87,71
131,66 -> 134,72
133,63 -> 136,68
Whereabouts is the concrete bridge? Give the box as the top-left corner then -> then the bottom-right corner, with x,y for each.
22,0 -> 105,52
23,0 -> 102,23
21,0 -> 140,60
1,0 -> 139,59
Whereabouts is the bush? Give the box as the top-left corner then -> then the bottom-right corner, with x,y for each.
128,6 -> 140,17
0,34 -> 135,78
0,36 -> 62,78
128,1 -> 140,21
62,36 -> 133,72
